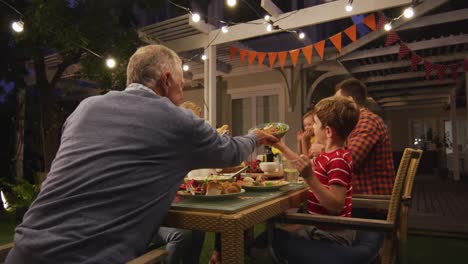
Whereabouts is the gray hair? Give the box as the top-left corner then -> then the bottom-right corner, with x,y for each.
126,44 -> 182,86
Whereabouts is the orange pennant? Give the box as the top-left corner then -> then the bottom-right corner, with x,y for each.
301,45 -> 313,64
344,25 -> 357,42
229,47 -> 238,61
363,13 -> 377,31
278,51 -> 288,68
314,40 -> 325,60
239,49 -> 247,64
257,52 -> 266,67
248,51 -> 257,65
329,32 -> 342,53
289,49 -> 300,66
268,52 -> 277,68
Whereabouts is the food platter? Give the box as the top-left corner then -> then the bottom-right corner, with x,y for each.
241,181 -> 290,191
177,189 -> 245,200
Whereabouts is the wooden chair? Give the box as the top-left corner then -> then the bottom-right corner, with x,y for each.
0,242 -> 168,264
273,148 -> 423,264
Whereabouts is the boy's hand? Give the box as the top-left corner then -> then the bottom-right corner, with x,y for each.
293,155 -> 313,179
296,130 -> 304,141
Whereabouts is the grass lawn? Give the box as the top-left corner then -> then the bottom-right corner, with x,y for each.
2,215 -> 468,263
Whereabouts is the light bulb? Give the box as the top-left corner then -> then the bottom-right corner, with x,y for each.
298,32 -> 305,39
227,0 -> 237,7
191,13 -> 201,23
264,15 -> 271,21
403,7 -> 414,18
11,20 -> 24,33
106,58 -> 116,68
183,64 -> 189,71
266,23 -> 273,32
384,23 -> 392,31
221,26 -> 229,33
201,54 -> 207,60
345,4 -> 353,12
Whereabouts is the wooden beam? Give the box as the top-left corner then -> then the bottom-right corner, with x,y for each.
368,79 -> 456,91
362,68 -> 465,83
397,8 -> 468,31
349,53 -> 468,73
342,34 -> 468,62
338,0 -> 449,60
377,93 -> 449,104
371,86 -> 454,98
380,99 -> 448,107
261,0 -> 283,17
383,103 -> 446,110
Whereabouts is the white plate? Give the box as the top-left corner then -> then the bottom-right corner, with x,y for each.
242,181 -> 290,191
177,189 -> 245,200
185,175 -> 234,182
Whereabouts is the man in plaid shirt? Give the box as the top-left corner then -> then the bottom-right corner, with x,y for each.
335,79 -> 394,195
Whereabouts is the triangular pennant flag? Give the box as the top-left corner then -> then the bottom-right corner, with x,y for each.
344,25 -> 357,42
289,49 -> 300,66
247,51 -> 257,66
257,52 -> 266,67
278,51 -> 288,68
398,43 -> 410,60
384,31 -> 400,46
463,60 -> 468,72
268,52 -> 277,69
329,32 -> 342,53
377,12 -> 388,30
229,47 -> 238,61
424,61 -> 435,80
449,64 -> 459,80
314,40 -> 325,60
363,13 -> 377,31
437,64 -> 447,81
411,53 -> 422,71
239,49 -> 247,64
301,45 -> 313,64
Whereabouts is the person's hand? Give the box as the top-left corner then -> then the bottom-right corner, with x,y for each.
252,129 -> 279,146
308,143 -> 324,157
303,129 -> 314,140
293,155 -> 313,179
296,130 -> 304,141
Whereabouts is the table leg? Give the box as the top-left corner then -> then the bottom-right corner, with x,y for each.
221,229 -> 244,264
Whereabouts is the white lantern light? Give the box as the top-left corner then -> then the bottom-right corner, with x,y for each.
201,54 -> 207,60
183,64 -> 189,71
264,15 -> 271,21
298,32 -> 305,39
191,13 -> 201,23
106,58 -> 117,68
266,23 -> 273,32
11,20 -> 24,33
227,0 -> 237,7
221,26 -> 229,33
345,4 -> 353,12
403,7 -> 414,18
384,23 -> 392,31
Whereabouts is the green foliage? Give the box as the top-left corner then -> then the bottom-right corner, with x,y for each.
1,179 -> 39,211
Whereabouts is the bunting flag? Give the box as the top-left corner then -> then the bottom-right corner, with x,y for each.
363,14 -> 377,31
301,45 -> 313,64
289,49 -> 300,66
385,31 -> 400,46
437,65 -> 447,81
239,49 -> 247,64
463,60 -> 468,72
247,51 -> 257,65
424,61 -> 435,80
410,53 -> 422,71
229,47 -> 238,61
278,51 -> 288,68
398,43 -> 410,59
344,25 -> 357,42
377,12 -> 388,30
268,52 -> 277,68
257,52 -> 266,67
314,40 -> 325,60
449,64 -> 459,80
329,32 -> 342,53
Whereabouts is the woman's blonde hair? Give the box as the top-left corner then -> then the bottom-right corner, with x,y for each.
180,101 -> 202,118
126,44 -> 182,86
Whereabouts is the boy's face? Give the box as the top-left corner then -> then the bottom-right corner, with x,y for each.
303,115 -> 314,132
313,115 -> 327,144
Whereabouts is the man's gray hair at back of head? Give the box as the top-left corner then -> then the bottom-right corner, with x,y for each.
126,44 -> 182,86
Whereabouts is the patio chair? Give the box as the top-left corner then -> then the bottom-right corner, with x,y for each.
269,148 -> 422,264
0,242 -> 168,264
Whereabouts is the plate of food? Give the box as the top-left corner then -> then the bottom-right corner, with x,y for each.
178,180 -> 244,200
249,122 -> 289,138
239,177 -> 290,191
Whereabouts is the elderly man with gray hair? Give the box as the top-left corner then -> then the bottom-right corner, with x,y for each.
6,44 -> 278,264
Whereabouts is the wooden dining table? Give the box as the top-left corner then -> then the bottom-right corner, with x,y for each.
163,184 -> 307,264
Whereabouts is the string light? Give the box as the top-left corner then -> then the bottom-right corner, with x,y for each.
384,23 -> 392,31
298,32 -> 305,39
226,0 -> 237,8
105,57 -> 117,68
266,23 -> 273,32
345,0 -> 353,12
183,64 -> 190,71
221,26 -> 229,33
264,15 -> 271,21
403,7 -> 414,18
201,54 -> 207,60
11,20 -> 24,33
191,13 -> 201,23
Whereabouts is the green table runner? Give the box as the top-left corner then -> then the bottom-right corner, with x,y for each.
171,183 -> 306,214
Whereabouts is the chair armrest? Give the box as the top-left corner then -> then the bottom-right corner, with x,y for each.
353,194 -> 391,200
0,243 -> 14,261
126,248 -> 168,264
277,212 -> 394,232
353,198 -> 390,210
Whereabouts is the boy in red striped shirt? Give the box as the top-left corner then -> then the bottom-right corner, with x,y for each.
274,95 -> 360,246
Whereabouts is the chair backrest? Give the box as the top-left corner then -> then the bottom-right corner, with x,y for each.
386,148 -> 422,223
402,149 -> 423,199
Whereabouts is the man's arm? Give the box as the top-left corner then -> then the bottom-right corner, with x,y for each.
347,116 -> 380,169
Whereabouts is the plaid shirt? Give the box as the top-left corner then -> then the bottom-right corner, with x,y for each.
347,108 -> 394,195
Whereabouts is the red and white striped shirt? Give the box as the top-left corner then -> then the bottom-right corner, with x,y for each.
308,149 -> 353,217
